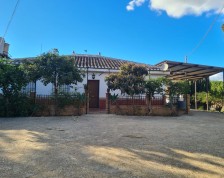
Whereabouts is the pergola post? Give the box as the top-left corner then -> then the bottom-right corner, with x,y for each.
222,70 -> 224,108
194,80 -> 197,110
206,77 -> 209,111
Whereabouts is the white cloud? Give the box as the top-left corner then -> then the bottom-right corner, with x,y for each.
127,0 -> 224,18
210,72 -> 223,81
126,0 -> 147,11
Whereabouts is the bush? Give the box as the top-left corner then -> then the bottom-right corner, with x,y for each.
198,106 -> 204,111
0,94 -> 38,117
55,92 -> 86,108
221,106 -> 224,113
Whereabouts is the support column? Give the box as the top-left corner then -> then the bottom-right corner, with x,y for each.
194,80 -> 197,110
222,70 -> 224,108
34,80 -> 37,104
206,77 -> 209,111
186,94 -> 190,114
146,94 -> 151,114
85,88 -> 89,114
85,67 -> 89,114
30,91 -> 36,102
106,88 -> 110,114
163,95 -> 166,105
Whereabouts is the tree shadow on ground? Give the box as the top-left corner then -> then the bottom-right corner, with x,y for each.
84,145 -> 224,177
0,113 -> 224,178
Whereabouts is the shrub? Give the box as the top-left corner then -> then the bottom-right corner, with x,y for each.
55,92 -> 86,108
0,94 -> 38,117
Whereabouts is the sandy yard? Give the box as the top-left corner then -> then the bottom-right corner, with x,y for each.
0,111 -> 224,178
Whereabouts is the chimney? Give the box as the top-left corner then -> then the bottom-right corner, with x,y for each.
0,37 -> 10,57
185,56 -> 188,63
99,52 -> 101,56
0,37 -> 4,54
3,43 -> 9,56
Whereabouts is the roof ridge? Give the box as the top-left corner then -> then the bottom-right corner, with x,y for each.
68,54 -> 146,64
13,54 -> 161,70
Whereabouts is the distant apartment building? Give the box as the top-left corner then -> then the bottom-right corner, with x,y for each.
0,37 -> 10,58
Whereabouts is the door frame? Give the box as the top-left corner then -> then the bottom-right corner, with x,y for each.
88,80 -> 100,108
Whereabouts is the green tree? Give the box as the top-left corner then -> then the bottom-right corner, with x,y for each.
105,63 -> 148,96
145,78 -> 163,113
189,78 -> 210,96
210,81 -> 223,99
105,63 -> 148,114
21,59 -> 42,85
162,79 -> 190,99
0,58 -> 28,97
191,81 -> 223,111
37,50 -> 84,95
0,58 -> 29,116
162,79 -> 190,115
207,81 -> 222,111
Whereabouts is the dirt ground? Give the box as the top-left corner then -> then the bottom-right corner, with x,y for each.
0,111 -> 224,178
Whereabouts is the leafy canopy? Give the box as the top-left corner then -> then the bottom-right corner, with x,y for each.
0,58 -> 28,97
145,78 -> 163,97
0,58 -> 31,117
20,59 -> 41,83
210,81 -> 223,99
36,50 -> 84,95
105,63 -> 148,96
192,81 -> 223,111
162,78 -> 190,97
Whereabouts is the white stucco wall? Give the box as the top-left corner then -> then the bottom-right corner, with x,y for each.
33,71 -> 112,96
148,71 -> 170,79
36,80 -> 53,95
73,70 -> 121,98
33,69 -> 169,96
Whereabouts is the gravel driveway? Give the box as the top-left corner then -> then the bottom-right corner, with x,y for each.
0,111 -> 224,178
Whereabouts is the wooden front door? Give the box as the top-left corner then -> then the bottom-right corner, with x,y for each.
88,80 -> 99,108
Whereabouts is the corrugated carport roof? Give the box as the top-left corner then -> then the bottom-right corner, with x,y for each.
156,60 -> 224,81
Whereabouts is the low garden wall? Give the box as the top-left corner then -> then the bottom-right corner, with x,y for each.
33,94 -> 86,116
151,106 -> 186,116
34,104 -> 85,116
110,105 -> 148,116
110,105 -> 186,116
107,94 -> 190,116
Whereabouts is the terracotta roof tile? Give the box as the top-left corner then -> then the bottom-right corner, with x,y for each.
13,54 -> 161,71
69,54 -> 160,71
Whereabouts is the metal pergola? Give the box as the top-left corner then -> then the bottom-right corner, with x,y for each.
156,60 -> 224,111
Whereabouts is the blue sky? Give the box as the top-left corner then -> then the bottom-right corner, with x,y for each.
0,0 -> 224,71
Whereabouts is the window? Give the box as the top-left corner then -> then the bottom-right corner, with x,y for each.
22,82 -> 36,94
52,84 -> 70,93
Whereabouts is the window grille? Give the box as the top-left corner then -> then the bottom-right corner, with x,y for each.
52,85 -> 70,93
22,82 -> 36,94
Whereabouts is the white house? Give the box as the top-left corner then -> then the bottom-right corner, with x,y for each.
15,54 -> 170,110
2,37 -> 223,111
